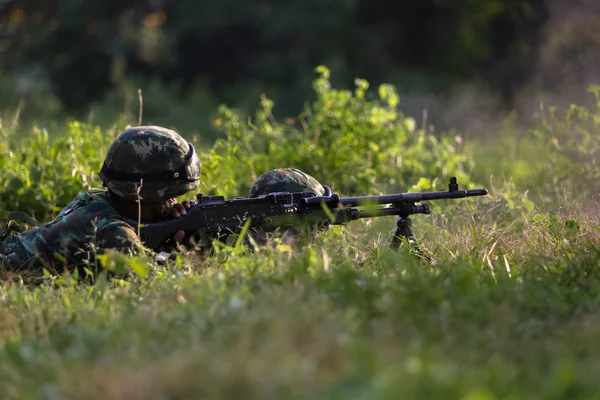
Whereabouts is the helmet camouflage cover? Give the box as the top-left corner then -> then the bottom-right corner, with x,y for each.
99,126 -> 201,203
247,168 -> 327,243
248,168 -> 325,198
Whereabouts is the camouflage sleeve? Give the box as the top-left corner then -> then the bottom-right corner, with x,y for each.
94,220 -> 147,256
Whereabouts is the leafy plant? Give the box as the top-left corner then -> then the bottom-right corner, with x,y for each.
202,66 -> 476,198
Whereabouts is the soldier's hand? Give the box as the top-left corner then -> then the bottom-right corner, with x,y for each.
170,200 -> 196,218
170,200 -> 197,244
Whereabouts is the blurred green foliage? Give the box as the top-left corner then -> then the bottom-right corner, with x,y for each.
0,121 -> 116,219
468,85 -> 600,203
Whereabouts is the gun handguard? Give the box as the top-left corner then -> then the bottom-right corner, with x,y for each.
304,176 -> 488,207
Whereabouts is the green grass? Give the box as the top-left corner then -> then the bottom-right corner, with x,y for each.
1,69 -> 600,399
1,211 -> 599,399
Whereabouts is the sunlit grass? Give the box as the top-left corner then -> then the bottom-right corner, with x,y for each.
1,206 -> 599,398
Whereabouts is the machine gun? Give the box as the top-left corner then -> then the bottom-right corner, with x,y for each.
124,177 -> 488,257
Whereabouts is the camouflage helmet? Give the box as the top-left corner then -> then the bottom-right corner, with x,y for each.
98,126 -> 201,203
248,168 -> 325,198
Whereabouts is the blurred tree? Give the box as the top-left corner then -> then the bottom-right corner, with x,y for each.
0,0 -> 547,119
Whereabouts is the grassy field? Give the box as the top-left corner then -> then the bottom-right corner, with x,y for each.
1,70 -> 599,399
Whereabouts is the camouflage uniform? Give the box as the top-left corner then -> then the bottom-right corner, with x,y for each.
0,126 -> 201,275
246,168 -> 326,246
0,190 -> 143,274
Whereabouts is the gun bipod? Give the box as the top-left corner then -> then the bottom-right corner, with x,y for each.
390,215 -> 431,262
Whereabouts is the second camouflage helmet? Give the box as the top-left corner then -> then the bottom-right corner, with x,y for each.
248,168 -> 325,198
99,126 -> 201,203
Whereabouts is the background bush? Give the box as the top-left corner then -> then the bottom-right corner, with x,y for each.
1,68 -> 598,222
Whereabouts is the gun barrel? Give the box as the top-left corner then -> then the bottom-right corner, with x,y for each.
466,189 -> 489,196
419,188 -> 489,201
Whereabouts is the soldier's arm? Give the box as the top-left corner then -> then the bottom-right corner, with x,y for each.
94,220 -> 148,256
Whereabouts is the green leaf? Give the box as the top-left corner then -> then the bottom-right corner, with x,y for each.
565,220 -> 580,239
234,218 -> 252,251
127,257 -> 149,279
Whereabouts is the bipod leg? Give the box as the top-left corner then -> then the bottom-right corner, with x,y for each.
390,216 -> 431,261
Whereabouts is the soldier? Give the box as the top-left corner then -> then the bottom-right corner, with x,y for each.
246,168 -> 431,260
246,168 -> 328,247
0,126 -> 201,277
